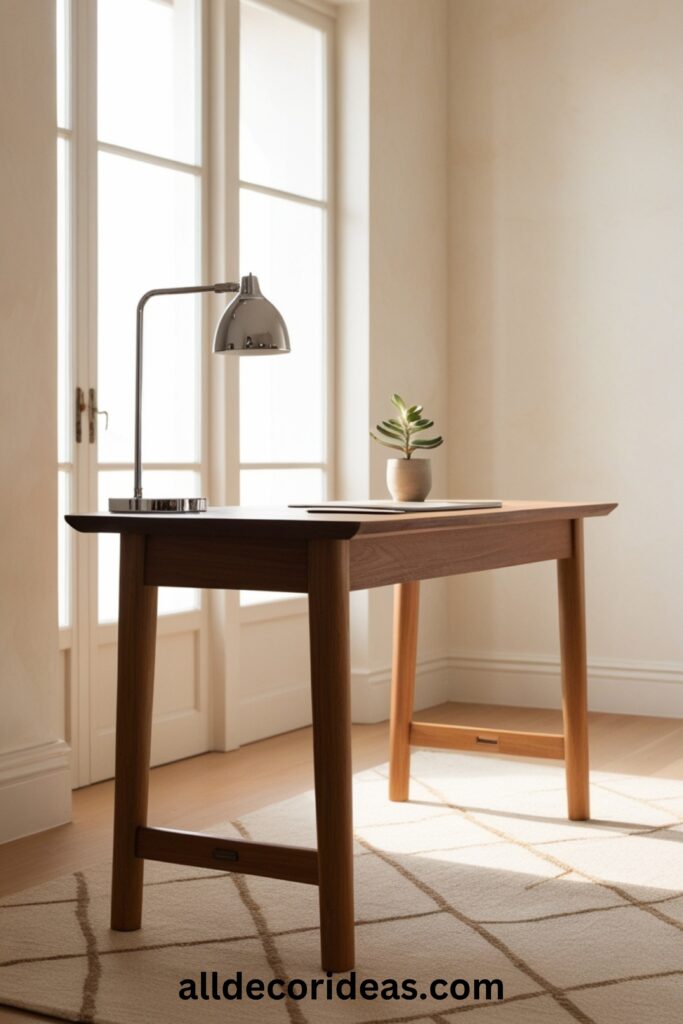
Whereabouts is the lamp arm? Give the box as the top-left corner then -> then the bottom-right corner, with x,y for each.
133,282 -> 240,500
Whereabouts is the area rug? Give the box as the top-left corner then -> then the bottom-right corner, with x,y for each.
1,751 -> 682,1024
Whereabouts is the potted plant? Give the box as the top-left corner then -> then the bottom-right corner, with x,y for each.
370,394 -> 444,501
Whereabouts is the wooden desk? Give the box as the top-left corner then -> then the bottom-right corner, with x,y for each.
67,499 -> 616,972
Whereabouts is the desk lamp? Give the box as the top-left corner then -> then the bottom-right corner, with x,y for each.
109,274 -> 289,513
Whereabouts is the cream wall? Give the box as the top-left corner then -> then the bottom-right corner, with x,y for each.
447,0 -> 683,714
0,0 -> 71,840
367,0 -> 450,676
334,0 -> 453,721
223,0 -> 453,742
337,0 -> 372,694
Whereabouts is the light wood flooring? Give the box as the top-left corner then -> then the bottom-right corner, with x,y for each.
1,701 -> 682,1023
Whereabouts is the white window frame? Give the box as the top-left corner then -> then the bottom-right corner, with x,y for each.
236,0 -> 336,613
60,0 -> 335,625
58,0 -> 209,633
58,0 -> 337,760
57,0 -> 210,782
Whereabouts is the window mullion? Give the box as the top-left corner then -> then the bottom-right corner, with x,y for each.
237,0 -> 333,606
97,139 -> 202,177
239,179 -> 326,210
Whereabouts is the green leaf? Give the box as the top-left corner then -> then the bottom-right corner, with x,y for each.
372,395 -> 444,453
410,436 -> 443,448
406,420 -> 434,435
376,423 -> 405,441
370,432 -> 407,453
380,419 -> 405,433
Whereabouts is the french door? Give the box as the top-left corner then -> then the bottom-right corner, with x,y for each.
57,0 -> 210,786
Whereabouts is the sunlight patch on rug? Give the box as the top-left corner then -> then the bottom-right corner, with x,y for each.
1,752 -> 682,1023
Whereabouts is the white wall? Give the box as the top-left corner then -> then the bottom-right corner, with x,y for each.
337,0 -> 372,700
238,0 -> 683,738
0,0 -> 71,840
367,0 -> 450,676
334,0 -> 453,723
219,0 -> 453,744
447,0 -> 683,715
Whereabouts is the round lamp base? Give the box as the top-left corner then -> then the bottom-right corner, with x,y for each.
108,497 -> 208,514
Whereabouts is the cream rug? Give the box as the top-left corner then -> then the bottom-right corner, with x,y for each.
2,752 -> 682,1024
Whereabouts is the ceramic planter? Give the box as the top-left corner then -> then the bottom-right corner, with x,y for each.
386,458 -> 432,501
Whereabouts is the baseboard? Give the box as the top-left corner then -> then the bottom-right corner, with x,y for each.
450,651 -> 683,718
236,656 -> 453,744
238,684 -> 313,745
351,656 -> 453,723
236,650 -> 682,747
0,739 -> 72,844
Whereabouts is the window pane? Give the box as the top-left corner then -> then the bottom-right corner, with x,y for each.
240,468 -> 324,606
98,470 -> 201,622
57,138 -> 72,463
239,190 -> 325,462
240,1 -> 325,200
56,0 -> 70,129
97,151 -> 200,464
240,467 -> 324,506
97,0 -> 200,164
58,471 -> 71,628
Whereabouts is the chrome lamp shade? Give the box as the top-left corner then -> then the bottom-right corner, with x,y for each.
213,274 -> 290,354
108,274 -> 289,514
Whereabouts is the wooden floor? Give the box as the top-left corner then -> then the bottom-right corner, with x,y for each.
1,701 -> 682,1022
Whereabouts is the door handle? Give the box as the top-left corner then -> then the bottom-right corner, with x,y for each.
88,388 -> 109,443
75,386 -> 86,443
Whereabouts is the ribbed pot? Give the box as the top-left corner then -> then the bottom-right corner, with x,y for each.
386,458 -> 432,502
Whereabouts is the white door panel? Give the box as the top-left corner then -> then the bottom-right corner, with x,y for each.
90,617 -> 208,783
57,0 -> 210,786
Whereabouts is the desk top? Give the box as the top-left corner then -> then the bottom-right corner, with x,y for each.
67,500 -> 616,541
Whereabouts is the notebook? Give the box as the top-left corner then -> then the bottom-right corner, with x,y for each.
288,500 -> 503,515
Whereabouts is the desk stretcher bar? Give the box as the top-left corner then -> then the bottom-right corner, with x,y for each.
136,826 -> 319,885
409,722 -> 565,760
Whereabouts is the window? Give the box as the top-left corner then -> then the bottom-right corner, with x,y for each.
96,0 -> 202,620
57,0 -> 213,784
239,0 -> 333,604
57,0 -> 334,623
57,0 -> 204,627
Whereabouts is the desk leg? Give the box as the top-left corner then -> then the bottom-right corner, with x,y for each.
111,533 -> 158,930
389,581 -> 420,801
557,519 -> 590,821
308,539 -> 354,973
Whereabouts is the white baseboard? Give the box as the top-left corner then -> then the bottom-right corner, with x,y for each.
0,739 -> 72,844
450,651 -> 683,718
236,650 -> 682,747
238,684 -> 313,745
351,656 -> 453,723
236,655 -> 453,745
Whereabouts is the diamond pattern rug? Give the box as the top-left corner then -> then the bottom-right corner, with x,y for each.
1,751 -> 682,1023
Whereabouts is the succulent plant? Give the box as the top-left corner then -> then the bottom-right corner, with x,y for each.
370,394 -> 444,460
